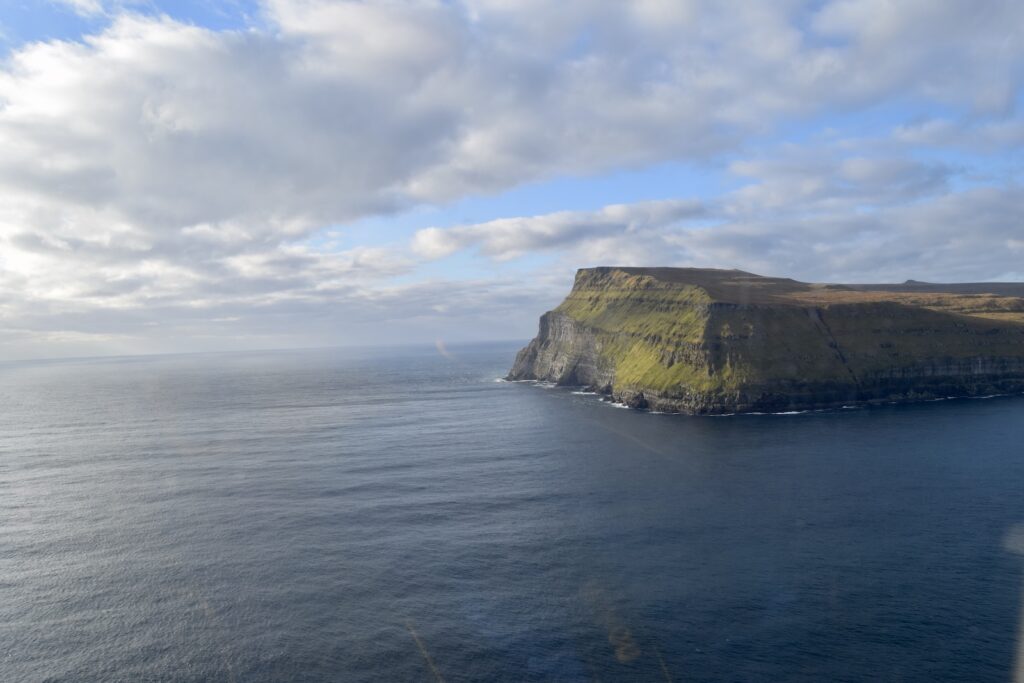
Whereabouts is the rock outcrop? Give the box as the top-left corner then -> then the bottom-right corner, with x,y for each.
507,267 -> 1024,414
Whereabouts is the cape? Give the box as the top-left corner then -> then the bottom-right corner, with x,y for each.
507,267 -> 1024,414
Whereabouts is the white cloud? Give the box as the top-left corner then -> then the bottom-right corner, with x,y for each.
413,146 -> 1022,284
812,0 -> 1024,114
0,0 -> 1021,355
412,200 -> 704,260
52,0 -> 106,17
893,117 -> 1024,151
678,185 -> 1024,283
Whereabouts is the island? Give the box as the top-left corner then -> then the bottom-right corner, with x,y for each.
507,267 -> 1024,414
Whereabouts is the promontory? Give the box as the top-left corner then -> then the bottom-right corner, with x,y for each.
507,267 -> 1024,414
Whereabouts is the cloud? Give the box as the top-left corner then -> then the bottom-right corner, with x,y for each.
0,0 -> 1021,355
727,153 -> 953,214
892,117 -> 1024,151
678,185 -> 1024,283
4,2 -> 1020,234
812,0 -> 1024,114
52,0 -> 106,17
414,146 -> 1022,284
412,200 -> 704,260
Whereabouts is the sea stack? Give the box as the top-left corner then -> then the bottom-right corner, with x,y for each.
508,267 -> 1024,414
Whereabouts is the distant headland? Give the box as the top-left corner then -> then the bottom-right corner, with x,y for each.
507,267 -> 1024,414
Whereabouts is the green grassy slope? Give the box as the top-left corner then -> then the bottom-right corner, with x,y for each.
515,267 -> 1024,412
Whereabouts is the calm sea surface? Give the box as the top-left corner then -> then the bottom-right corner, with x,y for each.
2,343 -> 1024,682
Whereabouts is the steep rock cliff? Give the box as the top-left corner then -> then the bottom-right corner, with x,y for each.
507,267 -> 1024,414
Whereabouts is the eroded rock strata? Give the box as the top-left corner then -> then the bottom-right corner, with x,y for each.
508,267 -> 1024,414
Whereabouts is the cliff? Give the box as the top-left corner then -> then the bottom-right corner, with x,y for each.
507,267 -> 1024,414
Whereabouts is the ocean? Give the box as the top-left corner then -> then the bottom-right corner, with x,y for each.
2,342 -> 1023,682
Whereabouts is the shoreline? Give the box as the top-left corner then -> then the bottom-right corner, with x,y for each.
502,377 -> 1024,416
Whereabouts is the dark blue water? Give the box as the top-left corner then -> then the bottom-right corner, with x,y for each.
2,343 -> 1024,682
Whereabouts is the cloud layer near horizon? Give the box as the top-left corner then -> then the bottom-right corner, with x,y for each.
0,0 -> 1022,357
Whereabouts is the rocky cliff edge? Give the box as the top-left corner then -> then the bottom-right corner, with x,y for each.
507,267 -> 1024,414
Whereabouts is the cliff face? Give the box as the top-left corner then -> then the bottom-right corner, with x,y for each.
507,267 -> 1024,414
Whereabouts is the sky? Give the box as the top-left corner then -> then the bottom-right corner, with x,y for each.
0,0 -> 1021,359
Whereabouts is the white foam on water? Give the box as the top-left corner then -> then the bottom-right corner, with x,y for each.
745,410 -> 809,416
602,400 -> 631,409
